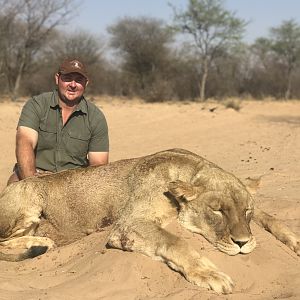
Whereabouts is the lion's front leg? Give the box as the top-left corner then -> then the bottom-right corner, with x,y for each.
253,209 -> 300,256
108,219 -> 233,294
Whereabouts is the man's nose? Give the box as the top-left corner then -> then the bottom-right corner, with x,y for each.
69,80 -> 76,87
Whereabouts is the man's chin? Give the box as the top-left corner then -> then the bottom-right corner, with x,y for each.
58,90 -> 83,106
66,92 -> 80,99
62,97 -> 82,107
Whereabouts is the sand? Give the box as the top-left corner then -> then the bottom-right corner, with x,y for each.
0,98 -> 299,300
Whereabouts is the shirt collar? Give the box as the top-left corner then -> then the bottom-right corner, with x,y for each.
50,89 -> 87,114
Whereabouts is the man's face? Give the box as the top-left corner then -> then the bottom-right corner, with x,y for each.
55,72 -> 88,104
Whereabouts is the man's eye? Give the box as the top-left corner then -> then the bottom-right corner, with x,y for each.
75,78 -> 85,84
61,75 -> 72,82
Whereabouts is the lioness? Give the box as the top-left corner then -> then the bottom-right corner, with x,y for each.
0,149 -> 299,294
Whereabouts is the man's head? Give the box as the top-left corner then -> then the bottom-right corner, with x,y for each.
55,59 -> 89,105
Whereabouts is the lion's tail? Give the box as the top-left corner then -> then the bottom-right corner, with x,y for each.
0,246 -> 48,262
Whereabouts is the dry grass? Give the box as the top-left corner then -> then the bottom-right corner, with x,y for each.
222,98 -> 242,111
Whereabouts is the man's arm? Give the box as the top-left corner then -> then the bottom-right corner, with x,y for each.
87,103 -> 109,167
16,126 -> 38,179
88,151 -> 109,166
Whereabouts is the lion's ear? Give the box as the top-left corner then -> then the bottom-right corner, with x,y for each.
243,175 -> 263,195
168,180 -> 199,202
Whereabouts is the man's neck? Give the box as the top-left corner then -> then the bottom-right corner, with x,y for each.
59,97 -> 81,111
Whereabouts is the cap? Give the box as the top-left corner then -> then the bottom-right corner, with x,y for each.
58,59 -> 88,80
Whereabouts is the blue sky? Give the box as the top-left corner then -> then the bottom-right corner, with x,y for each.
65,0 -> 300,43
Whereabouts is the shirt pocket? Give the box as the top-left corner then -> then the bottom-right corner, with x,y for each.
66,130 -> 91,156
38,123 -> 57,150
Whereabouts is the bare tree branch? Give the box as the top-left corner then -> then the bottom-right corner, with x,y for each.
0,0 -> 76,99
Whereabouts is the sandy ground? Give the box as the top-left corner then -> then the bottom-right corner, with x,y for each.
0,98 -> 299,300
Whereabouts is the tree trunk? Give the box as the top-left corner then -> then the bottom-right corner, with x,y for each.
284,68 -> 292,100
12,60 -> 25,100
199,58 -> 209,101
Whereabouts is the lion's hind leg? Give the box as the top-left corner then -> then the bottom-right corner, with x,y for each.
108,219 -> 233,294
253,209 -> 300,256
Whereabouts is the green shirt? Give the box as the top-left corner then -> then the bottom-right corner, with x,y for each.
18,90 -> 109,172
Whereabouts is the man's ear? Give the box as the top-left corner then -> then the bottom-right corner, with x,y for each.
54,73 -> 59,85
168,180 -> 201,202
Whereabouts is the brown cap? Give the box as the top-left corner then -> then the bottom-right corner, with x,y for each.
58,59 -> 88,80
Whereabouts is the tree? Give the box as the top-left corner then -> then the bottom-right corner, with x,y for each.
167,43 -> 203,100
108,16 -> 174,100
250,20 -> 300,99
0,1 -> 23,85
50,31 -> 104,65
0,0 -> 75,99
249,38 -> 280,98
22,30 -> 109,95
251,37 -> 274,71
270,19 -> 300,99
53,31 -> 110,95
171,0 -> 246,100
206,43 -> 249,98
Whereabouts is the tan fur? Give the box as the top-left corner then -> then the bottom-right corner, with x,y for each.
0,149 -> 299,294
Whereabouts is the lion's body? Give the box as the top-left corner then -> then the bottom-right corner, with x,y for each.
0,149 -> 299,294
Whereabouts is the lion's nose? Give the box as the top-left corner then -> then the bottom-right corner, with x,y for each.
231,238 -> 248,248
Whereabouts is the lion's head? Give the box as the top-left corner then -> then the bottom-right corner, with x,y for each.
168,173 -> 256,256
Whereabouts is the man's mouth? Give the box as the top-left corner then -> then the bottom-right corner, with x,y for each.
67,90 -> 77,95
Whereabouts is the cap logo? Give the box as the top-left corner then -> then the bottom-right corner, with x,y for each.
59,59 -> 88,79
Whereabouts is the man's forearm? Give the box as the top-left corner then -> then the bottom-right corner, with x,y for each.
15,126 -> 38,179
16,142 -> 36,179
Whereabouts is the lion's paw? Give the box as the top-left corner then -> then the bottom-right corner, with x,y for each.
291,240 -> 300,256
286,235 -> 300,256
186,267 -> 233,294
185,257 -> 233,294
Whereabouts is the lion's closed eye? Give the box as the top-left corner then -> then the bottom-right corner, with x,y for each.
245,209 -> 253,219
212,210 -> 223,217
245,207 -> 253,215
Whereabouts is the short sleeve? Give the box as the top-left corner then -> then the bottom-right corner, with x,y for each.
88,105 -> 109,152
18,97 -> 43,131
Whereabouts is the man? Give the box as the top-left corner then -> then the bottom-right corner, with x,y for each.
7,59 -> 109,185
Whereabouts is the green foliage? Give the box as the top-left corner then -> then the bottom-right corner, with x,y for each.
270,19 -> 300,66
171,0 -> 246,57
